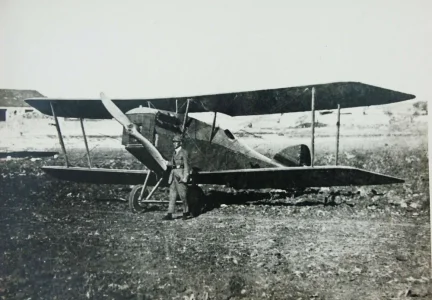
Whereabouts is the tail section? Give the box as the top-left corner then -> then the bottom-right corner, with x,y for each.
273,144 -> 311,167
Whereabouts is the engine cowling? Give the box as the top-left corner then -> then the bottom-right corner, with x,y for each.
122,107 -> 183,161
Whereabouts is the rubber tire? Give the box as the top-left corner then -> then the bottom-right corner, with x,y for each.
128,185 -> 150,213
187,185 -> 205,217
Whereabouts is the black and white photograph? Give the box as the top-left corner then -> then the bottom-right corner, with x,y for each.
0,1 -> 431,299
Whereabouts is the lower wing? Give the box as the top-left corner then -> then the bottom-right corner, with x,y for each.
41,166 -> 166,186
41,165 -> 403,188
192,166 -> 403,189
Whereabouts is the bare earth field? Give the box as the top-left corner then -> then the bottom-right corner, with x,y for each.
0,136 -> 430,300
0,100 -> 430,299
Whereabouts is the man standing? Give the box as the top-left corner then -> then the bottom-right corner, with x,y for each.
162,135 -> 190,221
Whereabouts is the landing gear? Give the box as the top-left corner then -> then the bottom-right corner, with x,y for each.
187,185 -> 206,217
128,170 -> 164,213
128,183 -> 207,216
128,170 -> 207,216
128,185 -> 150,213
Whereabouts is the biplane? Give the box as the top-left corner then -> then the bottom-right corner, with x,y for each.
25,82 -> 414,213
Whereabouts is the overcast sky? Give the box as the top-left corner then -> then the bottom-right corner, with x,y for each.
1,0 -> 431,101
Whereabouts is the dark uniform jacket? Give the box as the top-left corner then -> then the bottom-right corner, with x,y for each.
168,148 -> 190,184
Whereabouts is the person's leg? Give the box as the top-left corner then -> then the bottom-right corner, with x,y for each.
163,179 -> 178,220
177,182 -> 189,219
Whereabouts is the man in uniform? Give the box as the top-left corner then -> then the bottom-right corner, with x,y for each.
162,134 -> 190,221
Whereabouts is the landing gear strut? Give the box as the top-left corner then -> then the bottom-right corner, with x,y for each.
128,171 -> 164,213
128,171 -> 207,215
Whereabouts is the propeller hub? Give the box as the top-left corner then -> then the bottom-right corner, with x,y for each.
100,92 -> 167,173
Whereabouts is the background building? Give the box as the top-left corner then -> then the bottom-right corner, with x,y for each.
0,89 -> 45,121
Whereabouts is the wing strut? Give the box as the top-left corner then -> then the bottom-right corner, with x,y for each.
210,111 -> 217,142
335,104 -> 341,165
80,118 -> 92,168
50,102 -> 70,167
311,88 -> 316,167
182,98 -> 191,135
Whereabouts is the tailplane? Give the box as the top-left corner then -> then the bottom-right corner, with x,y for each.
273,144 -> 311,167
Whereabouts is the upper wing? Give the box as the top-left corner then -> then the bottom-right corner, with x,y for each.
25,82 -> 415,118
192,166 -> 404,189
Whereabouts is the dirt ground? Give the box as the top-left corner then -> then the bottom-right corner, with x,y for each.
0,146 -> 430,300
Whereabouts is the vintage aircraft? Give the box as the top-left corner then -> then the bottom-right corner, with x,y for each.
25,82 -> 414,214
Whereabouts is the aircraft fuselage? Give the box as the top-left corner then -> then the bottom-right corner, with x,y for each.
122,107 -> 284,173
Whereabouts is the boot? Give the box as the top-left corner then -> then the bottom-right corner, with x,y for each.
162,213 -> 173,221
182,212 -> 190,220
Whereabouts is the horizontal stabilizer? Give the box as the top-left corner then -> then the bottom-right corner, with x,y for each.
42,166 -> 167,186
25,82 -> 415,118
274,144 -> 311,166
193,166 -> 404,189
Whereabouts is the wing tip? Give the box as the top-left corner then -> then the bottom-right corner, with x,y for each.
391,177 -> 405,184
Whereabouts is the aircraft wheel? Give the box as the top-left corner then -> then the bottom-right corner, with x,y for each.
187,185 -> 205,217
129,185 -> 150,213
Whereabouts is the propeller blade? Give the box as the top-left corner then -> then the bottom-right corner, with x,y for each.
100,92 -> 167,173
100,92 -> 133,127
